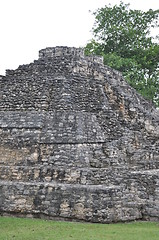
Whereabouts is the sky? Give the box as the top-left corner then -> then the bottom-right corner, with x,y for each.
0,0 -> 159,75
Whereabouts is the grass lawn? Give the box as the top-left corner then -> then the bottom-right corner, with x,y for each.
0,216 -> 159,240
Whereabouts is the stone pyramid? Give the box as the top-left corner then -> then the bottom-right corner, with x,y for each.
0,46 -> 159,223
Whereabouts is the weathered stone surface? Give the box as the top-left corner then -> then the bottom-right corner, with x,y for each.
0,46 -> 159,222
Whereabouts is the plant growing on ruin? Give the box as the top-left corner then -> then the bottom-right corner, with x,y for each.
85,1 -> 159,106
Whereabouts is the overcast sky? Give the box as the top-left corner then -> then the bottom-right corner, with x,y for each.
0,0 -> 159,75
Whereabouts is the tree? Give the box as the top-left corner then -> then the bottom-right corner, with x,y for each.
85,1 -> 159,106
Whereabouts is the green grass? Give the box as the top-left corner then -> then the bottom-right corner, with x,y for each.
0,216 -> 159,240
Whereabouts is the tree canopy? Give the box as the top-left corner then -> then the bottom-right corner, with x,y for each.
85,1 -> 159,107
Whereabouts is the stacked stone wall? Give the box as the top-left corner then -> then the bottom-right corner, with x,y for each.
0,47 -> 158,222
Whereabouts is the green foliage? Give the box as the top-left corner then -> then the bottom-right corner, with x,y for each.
85,1 -> 159,106
0,217 -> 159,240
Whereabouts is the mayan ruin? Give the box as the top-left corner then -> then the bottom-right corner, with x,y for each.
0,46 -> 159,223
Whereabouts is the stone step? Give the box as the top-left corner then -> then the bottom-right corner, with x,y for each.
0,180 -> 142,223
0,165 -> 158,185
